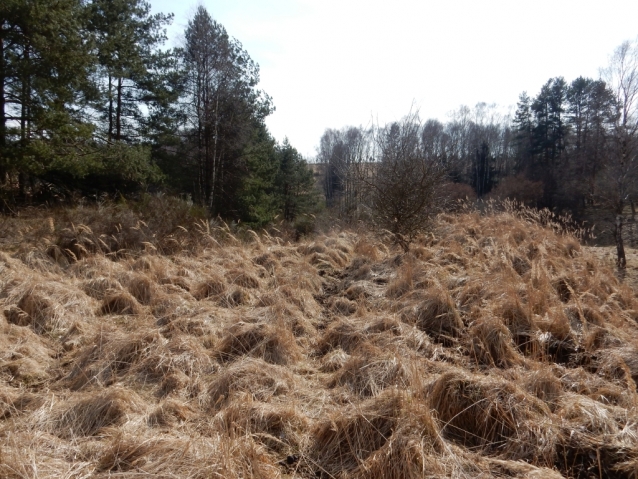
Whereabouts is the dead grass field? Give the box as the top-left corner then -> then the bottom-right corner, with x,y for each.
2,203 -> 638,478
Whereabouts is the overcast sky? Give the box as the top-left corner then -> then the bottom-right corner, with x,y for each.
151,0 -> 638,158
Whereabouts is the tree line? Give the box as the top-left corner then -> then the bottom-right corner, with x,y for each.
318,38 -> 638,261
0,0 -> 318,225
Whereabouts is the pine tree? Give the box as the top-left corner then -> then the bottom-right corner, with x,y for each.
512,92 -> 533,174
565,77 -> 615,203
0,0 -> 95,194
274,139 -> 317,222
86,0 -> 173,143
181,6 -> 272,215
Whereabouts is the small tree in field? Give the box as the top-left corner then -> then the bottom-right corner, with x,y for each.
368,113 -> 445,252
600,38 -> 638,268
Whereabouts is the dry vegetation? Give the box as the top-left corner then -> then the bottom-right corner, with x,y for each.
2,202 -> 638,478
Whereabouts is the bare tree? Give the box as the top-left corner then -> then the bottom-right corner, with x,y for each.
366,112 -> 445,252
318,126 -> 372,220
600,38 -> 638,267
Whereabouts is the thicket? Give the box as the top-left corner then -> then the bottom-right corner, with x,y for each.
0,1 -> 319,227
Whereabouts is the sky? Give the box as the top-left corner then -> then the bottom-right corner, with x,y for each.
151,0 -> 638,158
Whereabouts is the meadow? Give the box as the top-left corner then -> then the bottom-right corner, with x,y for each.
1,200 -> 638,478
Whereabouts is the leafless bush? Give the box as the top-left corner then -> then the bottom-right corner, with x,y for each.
366,112 -> 446,251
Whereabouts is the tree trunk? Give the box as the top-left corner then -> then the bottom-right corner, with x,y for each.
615,214 -> 627,269
19,43 -> 30,200
0,31 -> 6,184
116,77 -> 123,141
108,75 -> 113,141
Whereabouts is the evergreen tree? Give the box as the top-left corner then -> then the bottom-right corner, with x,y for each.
531,78 -> 568,168
512,92 -> 533,173
181,6 -> 272,216
236,124 -> 279,225
0,0 -> 94,194
565,77 -> 615,204
274,139 -> 317,222
529,78 -> 568,205
86,0 -> 173,143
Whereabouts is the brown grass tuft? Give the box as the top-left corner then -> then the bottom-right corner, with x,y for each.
522,368 -> 563,411
428,370 -> 555,463
66,330 -> 159,389
220,287 -> 252,307
53,388 -> 144,438
499,298 -> 538,355
100,291 -> 142,315
157,371 -> 189,397
317,319 -> 365,354
192,274 -> 226,300
0,389 -> 44,419
252,252 -> 279,274
127,274 -> 155,305
225,269 -> 261,289
353,238 -> 382,260
329,297 -> 358,316
82,276 -> 123,300
208,358 -> 295,409
320,348 -> 350,373
328,346 -> 410,396
15,290 -> 56,333
218,399 -> 309,455
409,287 -> 464,345
148,398 -> 195,428
96,435 -> 157,472
310,390 -> 441,477
216,321 -> 301,365
469,315 -> 522,368
1,357 -> 49,384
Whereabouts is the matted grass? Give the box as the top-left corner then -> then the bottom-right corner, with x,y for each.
2,203 -> 638,477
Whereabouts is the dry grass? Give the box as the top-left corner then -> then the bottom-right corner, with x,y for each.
3,203 -> 638,478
